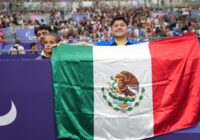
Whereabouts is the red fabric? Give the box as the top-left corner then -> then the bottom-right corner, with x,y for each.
149,33 -> 200,136
0,30 -> 5,46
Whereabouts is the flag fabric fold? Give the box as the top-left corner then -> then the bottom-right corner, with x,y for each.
51,33 -> 200,140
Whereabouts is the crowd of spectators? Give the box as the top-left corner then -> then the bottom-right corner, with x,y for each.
0,5 -> 200,44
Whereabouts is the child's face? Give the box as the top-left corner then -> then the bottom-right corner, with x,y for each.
43,35 -> 57,54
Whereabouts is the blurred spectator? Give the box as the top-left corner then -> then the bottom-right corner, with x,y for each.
91,32 -> 99,42
132,31 -> 140,41
40,19 -> 47,25
29,43 -> 39,55
9,39 -> 25,55
0,29 -> 5,45
68,34 -> 77,44
101,30 -> 110,41
9,47 -> 18,55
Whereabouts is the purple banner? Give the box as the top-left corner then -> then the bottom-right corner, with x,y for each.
0,60 -> 199,140
0,61 -> 57,140
16,28 -> 37,42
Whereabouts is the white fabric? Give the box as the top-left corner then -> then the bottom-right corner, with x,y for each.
10,44 -> 25,54
40,50 -> 47,57
93,42 -> 154,140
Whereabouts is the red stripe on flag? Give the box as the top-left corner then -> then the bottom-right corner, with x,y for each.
149,33 -> 200,136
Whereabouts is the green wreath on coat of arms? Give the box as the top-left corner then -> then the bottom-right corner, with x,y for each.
101,71 -> 145,113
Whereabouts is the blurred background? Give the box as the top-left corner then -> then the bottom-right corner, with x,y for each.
0,0 -> 199,56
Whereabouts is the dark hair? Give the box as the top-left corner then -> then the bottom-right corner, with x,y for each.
34,25 -> 52,36
15,39 -> 21,44
29,42 -> 37,49
111,15 -> 129,27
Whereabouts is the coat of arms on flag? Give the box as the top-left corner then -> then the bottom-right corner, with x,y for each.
101,71 -> 145,113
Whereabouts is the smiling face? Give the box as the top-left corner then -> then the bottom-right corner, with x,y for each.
111,20 -> 128,38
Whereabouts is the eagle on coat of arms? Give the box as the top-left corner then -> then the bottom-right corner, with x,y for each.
101,71 -> 145,113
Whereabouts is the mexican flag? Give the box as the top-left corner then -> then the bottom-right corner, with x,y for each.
51,33 -> 200,140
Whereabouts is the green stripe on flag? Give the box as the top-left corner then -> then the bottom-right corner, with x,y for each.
52,45 -> 94,140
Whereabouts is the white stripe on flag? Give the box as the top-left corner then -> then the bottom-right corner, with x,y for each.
93,42 -> 154,139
